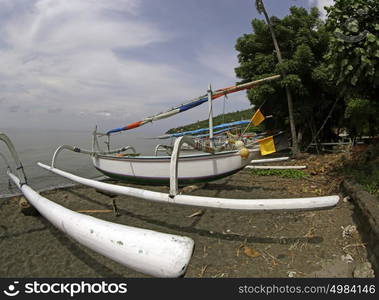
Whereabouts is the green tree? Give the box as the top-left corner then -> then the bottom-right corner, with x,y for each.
235,6 -> 339,146
324,0 -> 379,136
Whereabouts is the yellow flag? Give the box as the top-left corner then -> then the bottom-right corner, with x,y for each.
258,136 -> 276,156
251,109 -> 265,126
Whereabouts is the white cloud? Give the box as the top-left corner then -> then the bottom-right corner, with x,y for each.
196,44 -> 238,80
309,0 -> 334,18
96,111 -> 112,118
0,0 -> 254,133
0,0 -> 203,130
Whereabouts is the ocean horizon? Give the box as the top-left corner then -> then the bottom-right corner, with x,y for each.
0,128 -> 168,198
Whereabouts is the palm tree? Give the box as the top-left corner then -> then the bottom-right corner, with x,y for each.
255,0 -> 299,155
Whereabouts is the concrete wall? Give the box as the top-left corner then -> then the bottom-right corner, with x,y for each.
342,180 -> 379,275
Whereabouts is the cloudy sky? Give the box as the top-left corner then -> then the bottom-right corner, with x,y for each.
0,0 -> 334,134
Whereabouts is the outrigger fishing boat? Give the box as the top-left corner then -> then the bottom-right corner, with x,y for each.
37,136 -> 339,211
49,75 -> 281,186
0,132 -> 194,277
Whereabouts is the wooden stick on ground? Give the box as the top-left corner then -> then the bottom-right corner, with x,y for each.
76,209 -> 113,213
246,165 -> 307,170
112,199 -> 121,217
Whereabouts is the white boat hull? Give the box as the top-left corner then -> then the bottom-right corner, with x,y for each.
7,172 -> 194,277
92,149 -> 260,185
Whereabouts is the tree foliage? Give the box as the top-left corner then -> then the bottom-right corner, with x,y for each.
166,109 -> 260,134
324,0 -> 379,136
235,7 -> 339,145
169,2 -> 379,142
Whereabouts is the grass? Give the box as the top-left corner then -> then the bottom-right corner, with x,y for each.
339,161 -> 379,196
364,183 -> 379,195
357,165 -> 379,196
250,169 -> 309,179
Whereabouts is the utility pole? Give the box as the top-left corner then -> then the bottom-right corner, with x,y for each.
255,0 -> 299,155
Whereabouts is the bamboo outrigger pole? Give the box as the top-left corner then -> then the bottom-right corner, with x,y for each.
207,84 -> 214,149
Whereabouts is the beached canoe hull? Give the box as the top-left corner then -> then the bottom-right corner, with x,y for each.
7,171 -> 194,277
92,149 -> 260,185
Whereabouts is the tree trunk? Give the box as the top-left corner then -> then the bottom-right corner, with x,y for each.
257,1 -> 300,156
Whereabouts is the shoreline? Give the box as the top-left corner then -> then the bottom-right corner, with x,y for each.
0,174 -> 110,200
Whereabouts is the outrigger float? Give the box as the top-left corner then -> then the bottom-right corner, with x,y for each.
0,132 -> 194,278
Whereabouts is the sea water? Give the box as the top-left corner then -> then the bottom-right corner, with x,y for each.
0,128 -> 166,198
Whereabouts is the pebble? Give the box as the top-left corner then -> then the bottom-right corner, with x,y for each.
343,196 -> 351,203
341,254 -> 354,263
287,271 -> 297,278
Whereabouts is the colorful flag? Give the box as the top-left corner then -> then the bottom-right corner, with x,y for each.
251,108 -> 265,126
257,132 -> 289,156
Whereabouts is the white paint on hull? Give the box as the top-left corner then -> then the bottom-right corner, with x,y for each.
93,149 -> 259,181
38,163 -> 340,211
8,172 -> 194,278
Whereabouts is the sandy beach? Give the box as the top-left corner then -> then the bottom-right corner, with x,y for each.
0,155 -> 372,278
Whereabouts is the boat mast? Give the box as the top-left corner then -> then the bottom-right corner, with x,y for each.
207,84 -> 214,148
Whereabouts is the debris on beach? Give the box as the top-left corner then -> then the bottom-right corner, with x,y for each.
199,265 -> 208,277
18,196 -> 38,216
236,244 -> 261,258
287,271 -> 297,278
343,196 -> 351,203
341,254 -> 354,263
187,209 -> 204,218
181,183 -> 206,194
243,246 -> 261,258
341,225 -> 357,238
